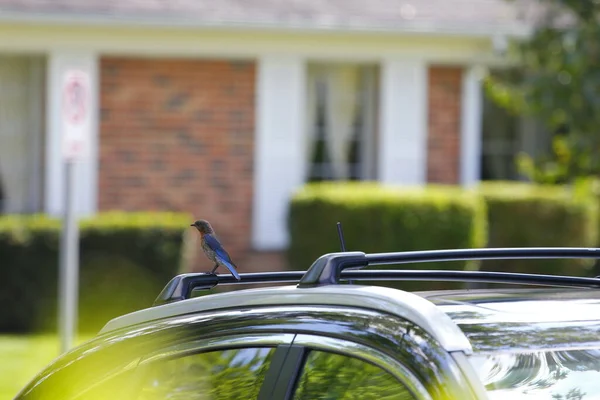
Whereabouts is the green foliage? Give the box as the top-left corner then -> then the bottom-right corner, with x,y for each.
289,181 -> 600,287
0,212 -> 190,333
136,347 -> 274,400
478,182 -> 598,275
515,136 -> 577,185
288,182 -> 487,291
486,0 -> 600,183
0,335 -> 67,399
294,350 -> 414,400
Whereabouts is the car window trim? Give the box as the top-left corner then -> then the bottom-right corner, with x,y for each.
266,345 -> 307,400
450,351 -> 491,400
137,332 -> 295,365
134,332 -> 296,400
273,333 -> 433,400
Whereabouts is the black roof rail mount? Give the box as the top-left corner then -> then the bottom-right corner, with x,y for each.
152,247 -> 600,307
153,271 -> 310,306
297,251 -> 367,288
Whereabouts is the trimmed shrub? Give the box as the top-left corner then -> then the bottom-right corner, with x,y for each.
0,212 -> 191,333
288,182 -> 487,291
478,182 -> 598,276
574,177 -> 600,275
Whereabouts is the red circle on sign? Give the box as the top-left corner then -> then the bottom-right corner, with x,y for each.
63,77 -> 86,125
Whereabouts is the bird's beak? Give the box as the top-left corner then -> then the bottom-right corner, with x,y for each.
190,224 -> 195,227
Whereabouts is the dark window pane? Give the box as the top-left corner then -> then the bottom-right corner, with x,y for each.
293,350 -> 416,400
138,347 -> 275,400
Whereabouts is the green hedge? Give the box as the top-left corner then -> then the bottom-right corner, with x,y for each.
288,183 -> 487,291
478,182 -> 598,276
0,212 -> 191,333
578,177 -> 600,274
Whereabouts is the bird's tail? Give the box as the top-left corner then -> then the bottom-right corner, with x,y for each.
222,260 -> 241,281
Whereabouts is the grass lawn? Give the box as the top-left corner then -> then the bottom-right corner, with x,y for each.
0,334 -> 92,399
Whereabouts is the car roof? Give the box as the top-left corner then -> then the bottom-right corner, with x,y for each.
99,285 -> 600,356
99,284 -> 473,353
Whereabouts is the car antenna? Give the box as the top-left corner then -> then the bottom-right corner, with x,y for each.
337,222 -> 347,252
337,222 -> 355,285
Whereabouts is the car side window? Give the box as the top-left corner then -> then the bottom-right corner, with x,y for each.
293,350 -> 416,400
72,368 -> 140,400
136,347 -> 276,400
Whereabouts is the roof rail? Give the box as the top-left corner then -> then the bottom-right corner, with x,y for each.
298,247 -> 600,287
153,247 -> 600,306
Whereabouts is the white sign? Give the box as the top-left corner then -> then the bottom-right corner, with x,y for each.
62,69 -> 91,161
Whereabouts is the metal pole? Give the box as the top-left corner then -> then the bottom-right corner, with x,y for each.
58,160 -> 79,353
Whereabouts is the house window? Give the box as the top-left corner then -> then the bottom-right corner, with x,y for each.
0,55 -> 45,214
480,94 -> 522,180
480,70 -> 551,181
306,64 -> 378,182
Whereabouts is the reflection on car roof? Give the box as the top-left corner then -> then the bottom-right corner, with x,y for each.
420,288 -> 600,353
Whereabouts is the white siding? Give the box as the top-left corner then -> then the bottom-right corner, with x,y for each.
252,55 -> 306,250
460,66 -> 484,186
378,59 -> 428,185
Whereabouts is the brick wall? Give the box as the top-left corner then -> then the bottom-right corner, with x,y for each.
427,66 -> 463,184
99,57 -> 257,271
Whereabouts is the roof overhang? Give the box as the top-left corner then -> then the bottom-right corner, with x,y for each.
0,10 -> 533,39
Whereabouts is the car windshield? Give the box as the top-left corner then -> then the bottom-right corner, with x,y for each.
469,348 -> 600,399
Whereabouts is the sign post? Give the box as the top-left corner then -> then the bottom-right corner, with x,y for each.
58,69 -> 91,353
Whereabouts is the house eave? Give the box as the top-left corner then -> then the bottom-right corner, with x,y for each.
0,10 -> 533,39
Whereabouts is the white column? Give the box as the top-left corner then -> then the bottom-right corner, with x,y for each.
460,66 -> 484,186
45,51 -> 99,217
252,55 -> 306,250
378,59 -> 428,185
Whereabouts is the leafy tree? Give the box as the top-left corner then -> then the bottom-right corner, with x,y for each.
293,351 -> 414,400
486,0 -> 600,184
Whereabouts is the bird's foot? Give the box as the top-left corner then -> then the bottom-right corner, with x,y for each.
210,264 -> 219,274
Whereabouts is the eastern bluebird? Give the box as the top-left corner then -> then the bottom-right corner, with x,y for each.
190,219 -> 241,281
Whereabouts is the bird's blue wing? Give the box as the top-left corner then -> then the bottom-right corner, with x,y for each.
204,234 -> 232,262
204,234 -> 241,280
